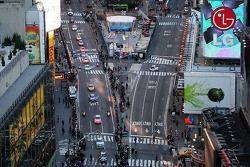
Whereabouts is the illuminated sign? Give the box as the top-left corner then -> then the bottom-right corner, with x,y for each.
211,7 -> 236,31
202,0 -> 245,59
37,0 -> 61,32
48,31 -> 54,64
55,72 -> 65,80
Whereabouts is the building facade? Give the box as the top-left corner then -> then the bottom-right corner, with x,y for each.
0,64 -> 55,167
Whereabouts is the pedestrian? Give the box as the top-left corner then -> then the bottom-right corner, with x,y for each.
155,155 -> 158,161
59,97 -> 61,103
90,154 -> 92,161
181,132 -> 184,138
57,115 -> 59,123
61,162 -> 64,167
131,148 -> 134,153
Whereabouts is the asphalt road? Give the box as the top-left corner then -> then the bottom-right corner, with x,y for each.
148,17 -> 185,58
56,1 -> 187,166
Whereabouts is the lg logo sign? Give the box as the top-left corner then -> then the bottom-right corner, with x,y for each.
212,7 -> 236,31
211,7 -> 236,46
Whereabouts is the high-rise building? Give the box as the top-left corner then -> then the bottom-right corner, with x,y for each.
0,0 -> 60,166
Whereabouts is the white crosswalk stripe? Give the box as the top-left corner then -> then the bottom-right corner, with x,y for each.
61,20 -> 86,24
85,70 -> 104,75
129,136 -> 168,146
73,12 -> 82,16
85,134 -> 114,143
61,20 -> 69,24
133,71 -> 175,76
78,55 -> 99,63
165,14 -> 181,18
144,57 -> 178,65
89,102 -> 98,106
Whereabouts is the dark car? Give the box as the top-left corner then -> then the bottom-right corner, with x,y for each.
70,17 -> 74,23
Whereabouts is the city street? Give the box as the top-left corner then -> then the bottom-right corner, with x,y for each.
55,0 -> 187,166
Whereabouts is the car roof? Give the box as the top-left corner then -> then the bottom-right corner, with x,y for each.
95,115 -> 101,117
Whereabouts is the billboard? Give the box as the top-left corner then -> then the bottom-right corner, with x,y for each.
37,0 -> 61,32
48,31 -> 54,64
202,0 -> 245,59
26,26 -> 41,64
184,72 -> 235,114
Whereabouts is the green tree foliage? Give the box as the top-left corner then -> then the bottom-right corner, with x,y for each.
1,57 -> 5,66
12,33 -> 21,43
2,36 -> 12,46
8,51 -> 12,60
12,48 -> 17,56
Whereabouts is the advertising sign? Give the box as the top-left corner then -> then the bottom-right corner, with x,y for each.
37,0 -> 61,32
202,0 -> 245,59
26,26 -> 41,64
184,72 -> 235,114
48,31 -> 54,64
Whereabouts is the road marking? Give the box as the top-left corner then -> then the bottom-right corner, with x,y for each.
151,76 -> 160,134
141,76 -> 151,135
145,128 -> 149,133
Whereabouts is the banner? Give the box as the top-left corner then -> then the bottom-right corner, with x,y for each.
26,26 -> 41,64
48,31 -> 54,64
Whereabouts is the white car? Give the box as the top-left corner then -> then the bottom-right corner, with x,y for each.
84,64 -> 92,71
67,9 -> 73,16
149,65 -> 159,71
76,34 -> 82,40
99,152 -> 107,162
96,136 -> 104,149
72,25 -> 77,31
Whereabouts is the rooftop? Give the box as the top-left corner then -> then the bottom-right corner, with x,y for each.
0,64 -> 45,125
0,46 -> 21,73
202,107 -> 250,165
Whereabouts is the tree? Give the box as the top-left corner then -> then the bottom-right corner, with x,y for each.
12,48 -> 17,56
8,51 -> 12,60
19,40 -> 26,50
12,33 -> 21,44
1,57 -> 5,66
2,36 -> 12,46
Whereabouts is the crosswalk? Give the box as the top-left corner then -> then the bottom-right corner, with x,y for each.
85,70 -> 104,75
165,14 -> 182,18
89,102 -> 99,106
82,157 -> 173,167
85,134 -> 168,146
78,55 -> 99,63
62,12 -> 83,17
129,136 -> 168,145
144,57 -> 178,65
61,20 -> 86,24
133,71 -> 175,77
